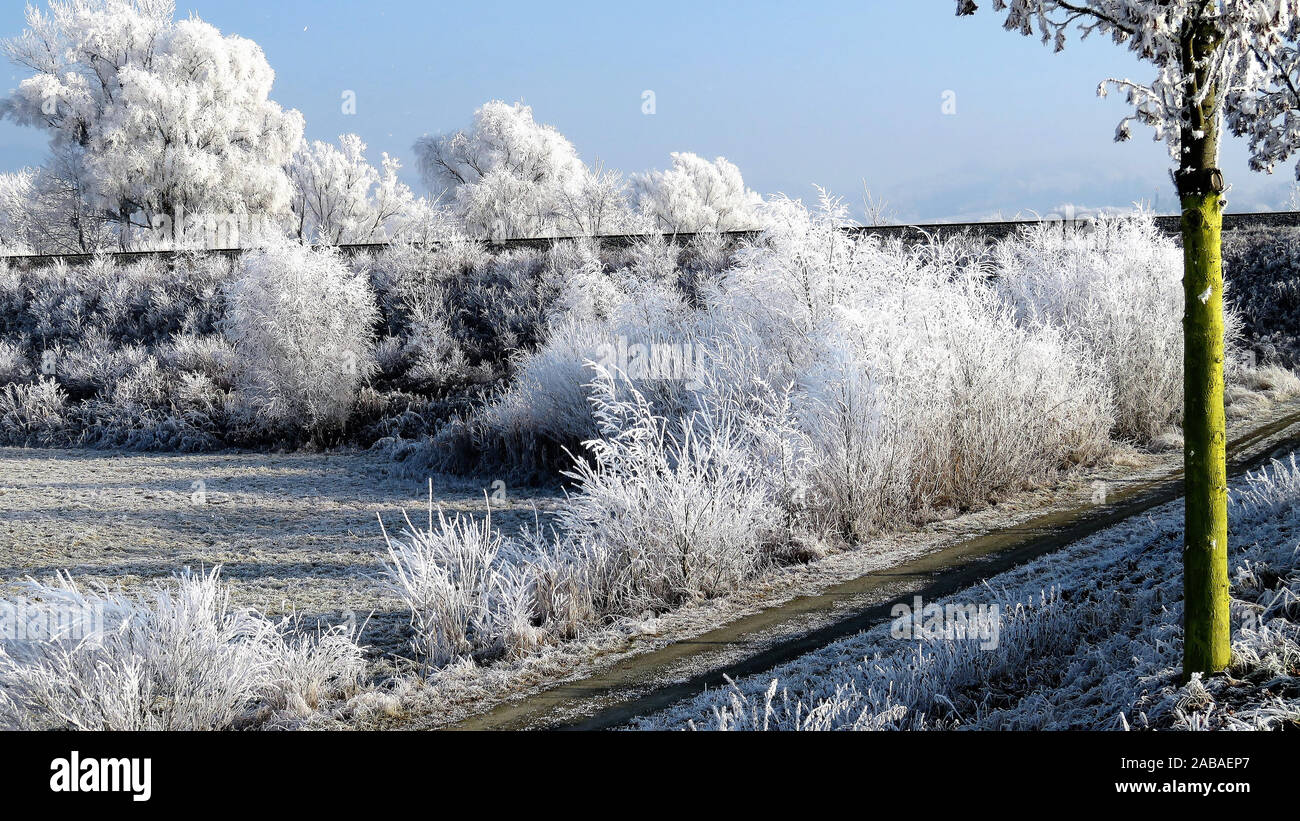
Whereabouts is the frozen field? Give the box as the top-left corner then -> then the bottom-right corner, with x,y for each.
2,391 -> 1298,730
0,447 -> 564,658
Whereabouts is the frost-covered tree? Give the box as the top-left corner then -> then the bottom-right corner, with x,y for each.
958,0 -> 1300,677
555,161 -> 642,237
0,171 -> 36,253
414,100 -> 636,238
288,134 -> 415,245
0,156 -> 111,254
632,152 -> 764,233
1,0 -> 304,246
415,100 -> 585,238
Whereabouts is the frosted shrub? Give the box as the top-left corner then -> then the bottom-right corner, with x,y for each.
0,568 -> 364,731
801,295 -> 1108,536
453,247 -> 552,357
364,234 -> 495,395
546,239 -> 622,324
0,376 -> 68,445
160,333 -> 239,390
383,372 -> 786,670
261,616 -> 368,716
992,214 -> 1230,442
457,318 -> 609,472
379,497 -> 540,668
368,224 -> 487,330
222,241 -> 379,433
525,536 -> 600,642
0,339 -> 30,385
678,231 -> 735,303
715,192 -> 867,349
377,201 -> 1202,681
436,273 -> 701,476
618,233 -> 680,285
57,331 -> 151,397
886,293 -> 1106,517
400,312 -> 475,392
557,370 -> 784,614
366,234 -> 560,397
708,196 -> 1111,536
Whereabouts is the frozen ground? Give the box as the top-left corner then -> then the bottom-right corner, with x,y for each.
0,447 -> 564,658
2,397 -> 1297,730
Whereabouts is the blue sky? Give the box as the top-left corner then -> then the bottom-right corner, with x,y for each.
1,0 -> 1294,221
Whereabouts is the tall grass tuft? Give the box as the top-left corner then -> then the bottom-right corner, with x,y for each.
0,568 -> 365,730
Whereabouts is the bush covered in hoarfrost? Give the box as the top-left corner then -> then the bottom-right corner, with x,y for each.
442,196 -> 1116,536
379,497 -> 542,669
0,376 -> 69,445
712,196 -> 1113,535
380,376 -> 785,670
0,568 -> 365,730
222,241 -> 379,435
556,371 -> 786,612
994,215 -> 1243,442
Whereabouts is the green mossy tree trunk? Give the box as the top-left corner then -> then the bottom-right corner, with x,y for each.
1179,19 -> 1231,678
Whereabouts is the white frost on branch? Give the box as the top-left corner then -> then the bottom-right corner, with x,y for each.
288,134 -> 415,245
413,100 -> 641,239
631,152 -> 765,233
0,0 -> 304,242
959,1 -> 1300,176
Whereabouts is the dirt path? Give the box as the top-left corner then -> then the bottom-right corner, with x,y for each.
0,447 -> 564,656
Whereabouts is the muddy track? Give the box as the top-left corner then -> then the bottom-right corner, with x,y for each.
445,408 -> 1300,731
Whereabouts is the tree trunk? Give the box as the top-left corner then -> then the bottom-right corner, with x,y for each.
1179,20 -> 1230,678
